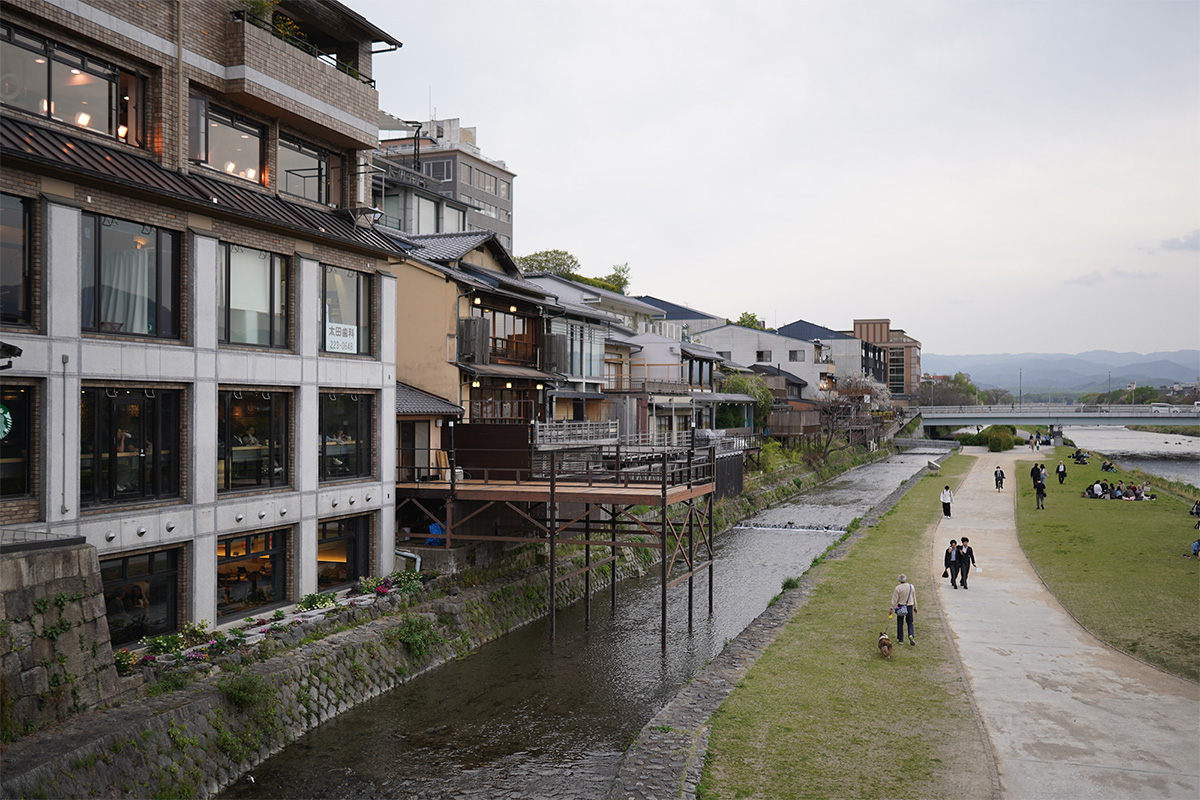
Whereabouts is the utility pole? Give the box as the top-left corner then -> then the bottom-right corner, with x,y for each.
1019,368 -> 1023,408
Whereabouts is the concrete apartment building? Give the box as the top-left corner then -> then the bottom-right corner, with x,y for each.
851,319 -> 922,404
0,0 -> 402,645
777,318 -> 886,385
376,118 -> 515,251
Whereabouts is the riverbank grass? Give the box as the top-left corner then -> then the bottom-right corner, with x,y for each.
1015,449 -> 1200,681
698,454 -> 989,800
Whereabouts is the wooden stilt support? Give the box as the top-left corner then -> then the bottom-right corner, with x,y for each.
610,505 -> 617,608
708,490 -> 714,615
584,503 -> 591,630
661,451 -> 668,651
549,451 -> 557,641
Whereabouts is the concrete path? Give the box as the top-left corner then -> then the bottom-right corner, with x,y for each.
932,448 -> 1200,800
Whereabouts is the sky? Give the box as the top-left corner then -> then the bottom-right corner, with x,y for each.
343,0 -> 1200,356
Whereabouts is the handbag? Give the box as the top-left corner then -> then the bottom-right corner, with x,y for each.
942,569 -> 949,578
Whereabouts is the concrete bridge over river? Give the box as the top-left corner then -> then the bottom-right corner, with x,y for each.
917,404 -> 1200,440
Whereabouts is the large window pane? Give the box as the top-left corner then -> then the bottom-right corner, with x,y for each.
417,197 -> 438,235
319,393 -> 372,480
217,244 -> 287,348
279,137 -> 327,203
81,213 -> 179,339
0,32 -> 48,115
196,104 -> 262,183
217,390 -> 289,492
50,57 -> 111,133
102,549 -> 178,647
322,266 -> 370,355
81,387 -> 180,506
217,532 -> 286,619
317,517 -> 369,589
1,193 -> 30,325
0,385 -> 32,497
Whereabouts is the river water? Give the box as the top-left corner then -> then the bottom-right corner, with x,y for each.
1061,426 -> 1199,486
221,453 -> 932,800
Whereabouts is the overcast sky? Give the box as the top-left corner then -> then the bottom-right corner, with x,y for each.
344,0 -> 1199,356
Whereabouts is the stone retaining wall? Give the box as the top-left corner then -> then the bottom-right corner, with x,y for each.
0,546 -> 652,799
1,542 -> 121,742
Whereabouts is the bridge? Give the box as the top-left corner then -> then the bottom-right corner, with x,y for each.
917,404 -> 1200,430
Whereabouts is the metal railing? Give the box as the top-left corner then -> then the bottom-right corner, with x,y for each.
232,10 -> 376,87
1,527 -> 86,552
920,403 -> 1198,417
534,420 -> 619,446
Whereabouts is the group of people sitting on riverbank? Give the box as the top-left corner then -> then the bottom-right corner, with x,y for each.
1071,450 -> 1091,465
1100,461 -> 1117,472
1084,479 -> 1156,501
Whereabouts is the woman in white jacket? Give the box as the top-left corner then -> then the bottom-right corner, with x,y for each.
940,486 -> 954,519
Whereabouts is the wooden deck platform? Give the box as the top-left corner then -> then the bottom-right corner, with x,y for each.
395,479 -> 714,505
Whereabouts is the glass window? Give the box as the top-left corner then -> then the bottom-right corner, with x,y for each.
444,207 -> 465,233
416,197 -> 438,235
789,350 -> 805,362
217,391 -> 289,492
317,516 -> 369,589
101,549 -> 179,647
499,180 -> 510,200
459,164 -> 471,184
217,531 -> 286,619
217,243 -> 287,347
0,23 -> 143,145
81,214 -> 178,338
1,193 -> 31,325
756,350 -> 772,362
80,387 -> 180,506
322,266 -> 371,355
1,385 -> 32,498
319,393 -> 373,480
188,97 -> 262,183
423,160 -> 451,182
278,136 -> 328,203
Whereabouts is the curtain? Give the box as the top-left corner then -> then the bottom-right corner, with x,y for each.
99,248 -> 153,334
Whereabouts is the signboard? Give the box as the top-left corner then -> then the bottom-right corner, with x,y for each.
0,402 -> 10,439
325,323 -> 358,354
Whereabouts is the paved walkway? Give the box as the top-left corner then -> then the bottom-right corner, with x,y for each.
933,448 -> 1200,800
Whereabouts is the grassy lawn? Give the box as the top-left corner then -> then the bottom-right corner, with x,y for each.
698,454 -> 991,800
1014,448 -> 1200,681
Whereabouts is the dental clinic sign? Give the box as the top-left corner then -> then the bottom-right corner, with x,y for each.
325,323 -> 358,354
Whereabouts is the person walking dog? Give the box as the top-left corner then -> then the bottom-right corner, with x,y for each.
891,574 -> 917,645
941,485 -> 954,519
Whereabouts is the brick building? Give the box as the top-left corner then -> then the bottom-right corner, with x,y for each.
1,0 -> 403,643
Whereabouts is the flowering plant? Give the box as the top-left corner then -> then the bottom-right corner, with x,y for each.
113,648 -> 138,674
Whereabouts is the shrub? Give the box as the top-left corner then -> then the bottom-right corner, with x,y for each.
219,671 -> 275,711
394,615 -> 443,659
113,648 -> 138,674
389,570 -> 424,595
143,632 -> 183,655
296,592 -> 337,611
780,576 -> 800,592
180,620 -> 210,648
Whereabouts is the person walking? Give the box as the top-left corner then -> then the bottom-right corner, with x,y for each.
891,574 -> 917,645
1040,464 -> 1049,486
1036,479 -> 1047,510
940,485 -> 954,519
959,537 -> 977,589
994,466 -> 1005,491
1030,463 -> 1041,487
1056,460 -> 1067,485
944,539 -> 962,589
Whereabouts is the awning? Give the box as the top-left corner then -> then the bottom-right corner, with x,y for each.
551,390 -> 607,400
650,395 -> 693,405
459,363 -> 559,382
691,393 -> 758,404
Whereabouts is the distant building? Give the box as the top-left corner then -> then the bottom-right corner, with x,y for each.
635,296 -> 726,339
777,318 -> 885,385
850,319 -> 922,404
375,118 -> 514,250
694,325 -> 835,399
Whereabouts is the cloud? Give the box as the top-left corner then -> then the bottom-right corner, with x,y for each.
1112,269 -> 1161,280
1160,229 -> 1200,251
1062,270 -> 1103,285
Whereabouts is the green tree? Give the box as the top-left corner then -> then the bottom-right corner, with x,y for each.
602,262 -> 631,294
735,312 -> 762,329
718,373 -> 774,429
515,249 -> 581,276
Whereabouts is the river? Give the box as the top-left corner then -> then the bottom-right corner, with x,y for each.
1061,426 -> 1199,486
220,452 -> 933,800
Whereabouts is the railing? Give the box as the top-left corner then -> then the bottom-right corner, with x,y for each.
232,10 -> 376,87
1,527 -> 86,552
534,420 -> 619,446
920,404 -> 1199,417
489,336 -> 536,364
605,376 -> 690,392
620,429 -> 694,449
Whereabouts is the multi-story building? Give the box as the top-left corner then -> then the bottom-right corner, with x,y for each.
635,295 -> 725,338
376,118 -> 514,250
694,324 -> 835,398
777,318 -> 885,385
0,0 -> 402,644
850,319 -> 922,405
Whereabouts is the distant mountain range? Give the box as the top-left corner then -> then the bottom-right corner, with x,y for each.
921,350 -> 1200,393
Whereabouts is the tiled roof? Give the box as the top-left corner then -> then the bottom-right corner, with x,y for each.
751,364 -> 809,386
636,295 -> 723,321
1,117 -> 399,255
395,382 -> 462,416
777,319 -> 855,341
406,231 -> 494,261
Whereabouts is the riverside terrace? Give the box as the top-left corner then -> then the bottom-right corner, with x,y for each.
919,403 -> 1200,435
394,423 -> 728,648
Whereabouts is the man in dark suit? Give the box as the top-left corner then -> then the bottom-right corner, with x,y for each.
959,537 -> 977,589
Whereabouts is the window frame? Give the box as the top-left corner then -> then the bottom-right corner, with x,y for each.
101,548 -> 180,646
0,383 -> 34,499
278,134 -> 329,203
316,516 -> 370,590
80,212 -> 180,339
318,392 -> 374,481
188,96 -> 264,184
216,530 -> 288,620
217,242 -> 288,348
1,23 -> 144,146
217,389 -> 291,493
320,265 -> 372,355
80,386 -> 182,507
1,192 -> 32,327
756,350 -> 772,362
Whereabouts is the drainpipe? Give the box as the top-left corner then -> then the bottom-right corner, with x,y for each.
393,549 -> 422,572
176,0 -> 185,170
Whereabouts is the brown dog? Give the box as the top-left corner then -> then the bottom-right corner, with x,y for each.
878,632 -> 893,658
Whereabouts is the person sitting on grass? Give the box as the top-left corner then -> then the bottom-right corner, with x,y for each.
1112,481 -> 1124,499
